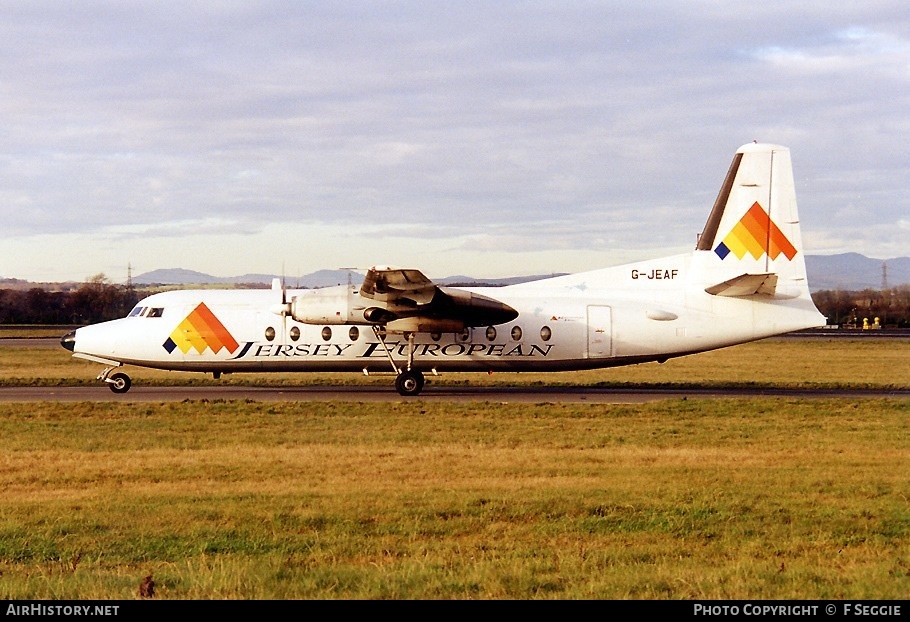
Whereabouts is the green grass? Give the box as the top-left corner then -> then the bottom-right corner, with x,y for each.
0,398 -> 907,599
0,337 -> 906,598
0,326 -> 76,339
1,336 -> 909,390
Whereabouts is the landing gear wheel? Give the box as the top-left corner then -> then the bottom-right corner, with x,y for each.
108,372 -> 132,394
395,370 -> 425,396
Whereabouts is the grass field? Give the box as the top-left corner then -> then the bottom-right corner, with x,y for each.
1,336 -> 909,390
0,326 -> 76,339
0,337 -> 907,599
0,399 -> 907,600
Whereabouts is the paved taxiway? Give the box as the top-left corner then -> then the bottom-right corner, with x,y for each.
0,385 -> 905,403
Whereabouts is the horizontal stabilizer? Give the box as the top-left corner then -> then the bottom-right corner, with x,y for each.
705,273 -> 778,297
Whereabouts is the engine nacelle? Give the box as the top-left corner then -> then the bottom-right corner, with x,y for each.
363,307 -> 398,323
436,287 -> 518,326
289,286 -> 365,325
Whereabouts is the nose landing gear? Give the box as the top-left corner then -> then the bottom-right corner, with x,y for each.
98,367 -> 132,393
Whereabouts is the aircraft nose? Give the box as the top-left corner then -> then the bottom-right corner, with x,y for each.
61,330 -> 76,352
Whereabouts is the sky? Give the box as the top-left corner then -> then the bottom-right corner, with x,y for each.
1,1 -> 908,283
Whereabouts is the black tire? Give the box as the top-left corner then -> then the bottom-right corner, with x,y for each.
108,372 -> 132,394
395,370 -> 424,396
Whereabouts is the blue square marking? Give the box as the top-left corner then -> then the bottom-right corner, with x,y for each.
714,242 -> 730,259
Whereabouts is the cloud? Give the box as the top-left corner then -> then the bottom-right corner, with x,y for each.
97,217 -> 250,240
0,3 -> 908,281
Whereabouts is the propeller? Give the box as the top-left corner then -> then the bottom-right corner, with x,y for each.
270,272 -> 293,342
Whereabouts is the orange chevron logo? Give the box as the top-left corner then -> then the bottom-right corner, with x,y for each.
162,302 -> 240,355
714,202 -> 797,261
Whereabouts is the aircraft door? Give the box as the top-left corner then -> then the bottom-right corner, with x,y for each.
587,305 -> 613,358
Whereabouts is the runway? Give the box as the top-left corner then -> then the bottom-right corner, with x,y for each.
0,384 -> 905,403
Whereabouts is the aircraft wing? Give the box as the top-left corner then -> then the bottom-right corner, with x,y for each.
360,267 -> 437,305
359,266 -> 518,332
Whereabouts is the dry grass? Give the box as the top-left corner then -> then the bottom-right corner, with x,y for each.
0,326 -> 77,339
1,336 -> 908,389
0,398 -> 907,599
0,337 -> 906,599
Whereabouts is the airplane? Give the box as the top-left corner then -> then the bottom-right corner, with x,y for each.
61,142 -> 826,396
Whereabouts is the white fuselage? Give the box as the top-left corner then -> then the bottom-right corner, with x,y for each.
68,250 -> 825,376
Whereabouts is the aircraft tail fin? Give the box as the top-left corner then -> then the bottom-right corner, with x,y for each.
696,143 -> 814,300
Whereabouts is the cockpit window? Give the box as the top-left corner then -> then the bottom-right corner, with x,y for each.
128,306 -> 164,318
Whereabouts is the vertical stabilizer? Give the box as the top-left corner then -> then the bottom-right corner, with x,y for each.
697,143 -> 811,298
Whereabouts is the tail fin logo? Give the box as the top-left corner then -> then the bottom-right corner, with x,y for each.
714,202 -> 797,261
163,302 -> 240,355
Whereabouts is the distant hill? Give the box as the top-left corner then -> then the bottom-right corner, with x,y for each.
4,253 -> 898,291
132,268 -> 562,289
132,268 -> 219,285
132,255 -> 908,291
805,254 -> 910,291
133,268 -> 365,288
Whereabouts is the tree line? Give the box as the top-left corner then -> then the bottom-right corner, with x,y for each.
1,276 -> 909,328
811,285 -> 910,328
0,275 -> 140,325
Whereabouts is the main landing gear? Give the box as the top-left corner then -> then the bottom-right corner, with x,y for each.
99,367 -> 132,393
395,369 -> 425,397
372,326 -> 426,396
